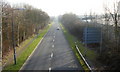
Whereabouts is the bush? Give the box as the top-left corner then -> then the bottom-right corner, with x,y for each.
97,51 -> 120,70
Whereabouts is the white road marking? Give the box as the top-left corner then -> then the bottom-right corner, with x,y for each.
49,67 -> 51,72
52,45 -> 54,48
51,53 -> 53,58
54,36 -> 55,38
53,39 -> 55,42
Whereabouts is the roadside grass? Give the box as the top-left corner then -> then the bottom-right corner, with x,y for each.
76,41 -> 97,61
2,35 -> 35,67
60,24 -> 97,71
3,24 -> 51,71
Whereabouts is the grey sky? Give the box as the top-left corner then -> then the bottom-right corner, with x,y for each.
7,0 -> 117,16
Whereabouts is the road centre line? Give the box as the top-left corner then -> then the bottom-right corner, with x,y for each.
49,67 -> 51,72
53,39 -> 54,42
51,53 -> 53,58
52,45 -> 54,48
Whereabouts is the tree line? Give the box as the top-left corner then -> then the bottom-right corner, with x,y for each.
2,1 -> 50,58
59,12 -> 120,70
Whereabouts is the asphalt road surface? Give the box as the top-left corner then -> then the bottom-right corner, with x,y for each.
20,21 -> 83,72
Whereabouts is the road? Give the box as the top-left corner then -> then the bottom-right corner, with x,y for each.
20,22 -> 83,72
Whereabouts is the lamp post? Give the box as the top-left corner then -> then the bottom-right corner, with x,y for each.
11,8 -> 25,65
0,1 -> 2,71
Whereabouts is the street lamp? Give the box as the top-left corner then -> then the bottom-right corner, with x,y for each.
11,8 -> 25,65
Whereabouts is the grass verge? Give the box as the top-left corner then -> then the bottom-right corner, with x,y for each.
3,24 -> 51,71
60,24 -> 97,71
3,35 -> 35,67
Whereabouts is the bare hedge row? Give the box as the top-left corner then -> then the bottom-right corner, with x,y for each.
59,13 -> 120,70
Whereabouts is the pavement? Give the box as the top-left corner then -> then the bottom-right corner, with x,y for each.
20,21 -> 83,72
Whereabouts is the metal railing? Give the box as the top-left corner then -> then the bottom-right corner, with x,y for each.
75,45 -> 93,71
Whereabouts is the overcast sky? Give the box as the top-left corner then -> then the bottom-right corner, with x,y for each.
7,0 -> 118,16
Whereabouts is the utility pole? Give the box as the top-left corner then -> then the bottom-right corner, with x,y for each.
0,0 -> 3,71
12,9 -> 16,65
11,8 -> 25,65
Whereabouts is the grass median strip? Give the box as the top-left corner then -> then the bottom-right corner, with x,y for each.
3,24 -> 51,71
60,24 -> 89,71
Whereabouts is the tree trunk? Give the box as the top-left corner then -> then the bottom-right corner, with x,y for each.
17,23 -> 19,46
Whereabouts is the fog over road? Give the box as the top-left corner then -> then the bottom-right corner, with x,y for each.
20,21 -> 83,71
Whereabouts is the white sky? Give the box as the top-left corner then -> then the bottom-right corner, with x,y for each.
6,0 -> 119,16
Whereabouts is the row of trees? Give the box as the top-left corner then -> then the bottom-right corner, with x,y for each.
97,1 -> 120,70
60,13 -> 79,36
2,1 -> 50,58
59,11 -> 120,70
59,13 -> 93,41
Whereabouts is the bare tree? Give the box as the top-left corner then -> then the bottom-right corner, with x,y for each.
84,13 -> 88,23
2,1 -> 50,66
104,1 -> 120,52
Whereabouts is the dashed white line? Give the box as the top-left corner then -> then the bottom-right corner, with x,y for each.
51,53 -> 53,58
53,39 -> 55,42
49,67 -> 51,72
54,36 -> 55,38
52,45 -> 54,48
